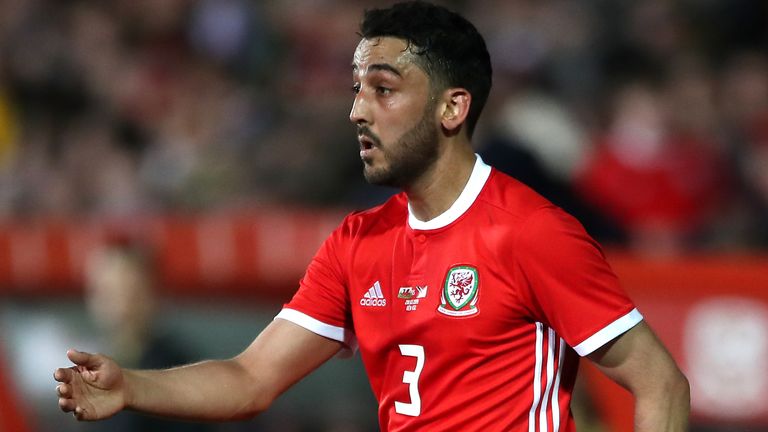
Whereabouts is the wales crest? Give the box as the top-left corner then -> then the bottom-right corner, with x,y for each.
438,265 -> 479,317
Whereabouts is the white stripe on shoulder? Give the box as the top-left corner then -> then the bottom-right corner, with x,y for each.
573,308 -> 644,356
275,308 -> 358,355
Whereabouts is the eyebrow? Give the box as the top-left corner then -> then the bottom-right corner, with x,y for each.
351,63 -> 403,78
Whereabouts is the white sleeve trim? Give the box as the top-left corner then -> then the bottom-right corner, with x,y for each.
274,308 -> 358,356
573,308 -> 644,356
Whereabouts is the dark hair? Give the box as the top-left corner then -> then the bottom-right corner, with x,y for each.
359,1 -> 492,137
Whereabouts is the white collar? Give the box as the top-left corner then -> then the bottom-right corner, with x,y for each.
408,154 -> 492,231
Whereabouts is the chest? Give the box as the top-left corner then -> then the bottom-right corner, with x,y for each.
347,227 -> 525,356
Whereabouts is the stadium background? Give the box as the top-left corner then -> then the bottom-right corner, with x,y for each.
1,0 -> 767,431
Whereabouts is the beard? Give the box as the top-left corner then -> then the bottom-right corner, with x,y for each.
359,102 -> 440,188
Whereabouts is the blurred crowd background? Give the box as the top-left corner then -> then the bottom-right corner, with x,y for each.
0,0 -> 766,252
0,0 -> 767,431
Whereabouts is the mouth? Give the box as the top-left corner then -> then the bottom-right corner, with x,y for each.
358,134 -> 375,151
357,127 -> 382,161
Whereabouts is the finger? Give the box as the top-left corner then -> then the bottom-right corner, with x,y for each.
58,397 -> 76,413
74,406 -> 90,421
54,367 -> 73,383
56,384 -> 70,398
66,349 -> 99,368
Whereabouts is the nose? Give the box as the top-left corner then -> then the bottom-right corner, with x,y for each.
349,92 -> 370,125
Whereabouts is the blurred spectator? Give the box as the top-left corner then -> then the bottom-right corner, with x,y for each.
718,53 -> 768,248
82,236 -> 213,432
575,80 -> 729,254
479,90 -> 627,244
495,91 -> 590,183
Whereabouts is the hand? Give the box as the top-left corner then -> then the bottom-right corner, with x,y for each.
54,349 -> 127,421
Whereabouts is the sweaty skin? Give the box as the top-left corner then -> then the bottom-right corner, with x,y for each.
351,37 -> 438,188
350,37 -> 476,222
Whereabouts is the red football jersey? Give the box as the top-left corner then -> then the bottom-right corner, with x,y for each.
277,157 -> 642,431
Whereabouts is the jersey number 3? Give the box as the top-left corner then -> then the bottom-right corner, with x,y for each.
395,344 -> 425,417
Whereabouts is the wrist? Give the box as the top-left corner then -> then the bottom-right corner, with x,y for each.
121,369 -> 138,410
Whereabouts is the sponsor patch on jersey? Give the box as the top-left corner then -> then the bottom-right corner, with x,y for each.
398,287 -> 416,299
360,281 -> 387,307
399,285 -> 428,312
438,265 -> 479,317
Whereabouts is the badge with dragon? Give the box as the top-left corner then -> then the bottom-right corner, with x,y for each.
438,265 -> 479,317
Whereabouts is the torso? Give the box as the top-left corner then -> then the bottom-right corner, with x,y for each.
280,159 -> 638,431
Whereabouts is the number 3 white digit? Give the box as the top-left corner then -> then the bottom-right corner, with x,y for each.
395,344 -> 425,417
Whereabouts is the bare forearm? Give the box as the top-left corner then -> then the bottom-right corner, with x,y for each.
55,321 -> 339,423
634,375 -> 690,432
123,358 -> 269,422
589,323 -> 691,432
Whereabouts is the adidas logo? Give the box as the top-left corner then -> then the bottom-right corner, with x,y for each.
360,281 -> 387,307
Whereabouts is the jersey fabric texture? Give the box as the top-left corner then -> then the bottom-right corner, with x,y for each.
276,156 -> 642,431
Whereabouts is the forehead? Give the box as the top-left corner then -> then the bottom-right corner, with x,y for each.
352,37 -> 420,75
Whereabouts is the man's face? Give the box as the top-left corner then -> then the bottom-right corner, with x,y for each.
350,37 -> 440,188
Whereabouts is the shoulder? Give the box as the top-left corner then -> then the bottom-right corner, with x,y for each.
478,168 -> 592,248
477,168 -> 558,221
335,192 -> 408,240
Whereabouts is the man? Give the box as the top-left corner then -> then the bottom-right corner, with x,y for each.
55,2 -> 690,430
81,238 -> 214,432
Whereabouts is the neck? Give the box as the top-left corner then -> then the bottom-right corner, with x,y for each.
405,142 -> 477,222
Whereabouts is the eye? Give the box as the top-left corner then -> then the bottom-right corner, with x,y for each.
351,83 -> 361,94
376,86 -> 392,96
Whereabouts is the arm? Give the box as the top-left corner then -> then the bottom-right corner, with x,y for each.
54,319 -> 342,422
587,321 -> 690,432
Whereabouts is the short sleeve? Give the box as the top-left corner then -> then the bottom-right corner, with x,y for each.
276,221 -> 357,353
513,206 -> 642,356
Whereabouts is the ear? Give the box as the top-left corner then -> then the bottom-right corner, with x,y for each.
439,88 -> 471,134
